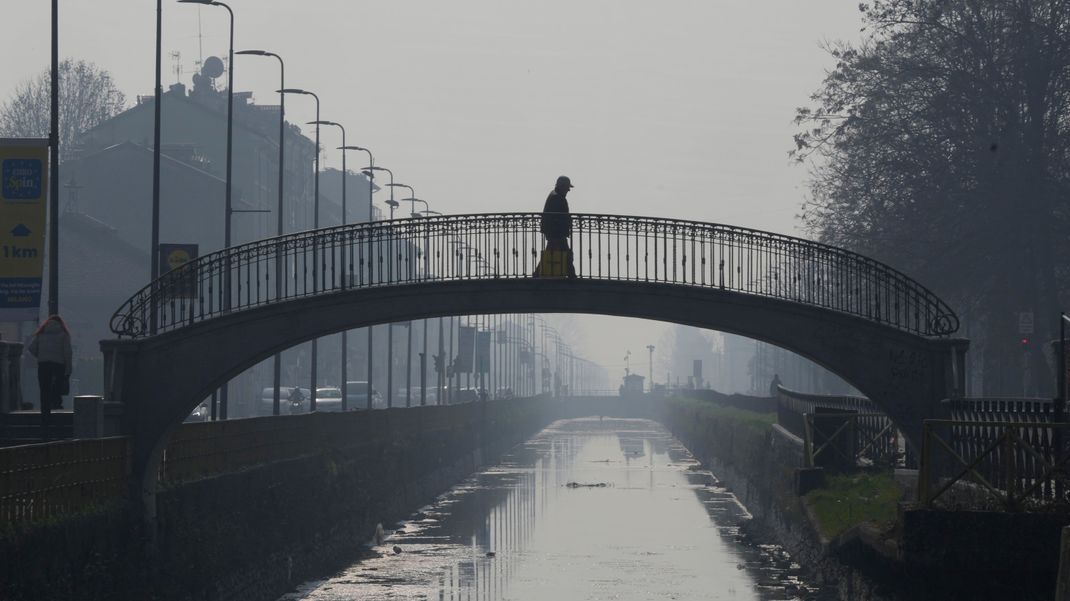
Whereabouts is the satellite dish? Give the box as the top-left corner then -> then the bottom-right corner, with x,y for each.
202,56 -> 225,79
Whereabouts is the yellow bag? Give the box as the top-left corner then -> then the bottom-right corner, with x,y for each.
536,250 -> 569,278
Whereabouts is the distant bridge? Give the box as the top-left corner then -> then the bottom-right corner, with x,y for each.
100,212 -> 966,513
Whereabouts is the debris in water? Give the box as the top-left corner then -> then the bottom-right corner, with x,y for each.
566,481 -> 608,488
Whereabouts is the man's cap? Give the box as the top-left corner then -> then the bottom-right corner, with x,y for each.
556,175 -> 574,189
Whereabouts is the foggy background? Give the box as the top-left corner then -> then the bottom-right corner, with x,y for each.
2,1 -> 862,382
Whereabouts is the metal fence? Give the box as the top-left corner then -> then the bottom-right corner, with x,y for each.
918,419 -> 1070,511
0,437 -> 130,526
110,213 -> 959,338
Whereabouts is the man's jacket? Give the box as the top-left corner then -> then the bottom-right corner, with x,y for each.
540,191 -> 572,239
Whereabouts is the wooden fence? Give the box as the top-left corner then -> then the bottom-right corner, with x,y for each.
778,386 -> 910,469
0,437 -> 130,526
776,385 -> 876,438
803,412 -> 900,469
919,418 -> 1070,511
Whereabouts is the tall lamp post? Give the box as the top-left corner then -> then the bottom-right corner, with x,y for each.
363,166 -> 395,407
413,201 -> 435,406
180,0 -> 235,419
235,48 -> 284,415
48,0 -> 59,316
180,0 -> 234,252
386,182 -> 416,406
150,0 -> 163,334
383,196 -> 399,406
311,120 -> 349,410
340,145 -> 375,408
279,88 -> 320,411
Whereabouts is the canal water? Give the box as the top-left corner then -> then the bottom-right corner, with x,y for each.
280,418 -> 830,601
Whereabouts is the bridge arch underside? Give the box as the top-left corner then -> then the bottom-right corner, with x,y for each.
103,279 -> 965,490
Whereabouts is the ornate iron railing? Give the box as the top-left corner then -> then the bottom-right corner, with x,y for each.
110,213 -> 959,338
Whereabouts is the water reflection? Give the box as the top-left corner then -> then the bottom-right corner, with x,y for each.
280,418 -> 830,601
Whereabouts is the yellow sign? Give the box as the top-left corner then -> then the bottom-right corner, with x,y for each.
0,139 -> 48,322
159,243 -> 199,298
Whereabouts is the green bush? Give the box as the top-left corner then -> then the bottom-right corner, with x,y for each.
804,471 -> 901,539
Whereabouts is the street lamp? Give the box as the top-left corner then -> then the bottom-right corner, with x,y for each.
340,145 -> 375,408
312,121 -> 351,410
48,0 -> 59,316
361,166 -> 395,208
180,0 -> 234,251
236,49 -> 285,416
150,0 -> 163,333
279,87 -> 321,411
362,166 -> 400,407
408,198 -> 433,405
385,183 -> 415,216
385,183 -> 415,404
180,0 -> 235,419
384,199 -> 400,219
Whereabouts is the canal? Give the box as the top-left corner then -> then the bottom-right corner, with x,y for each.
280,418 -> 830,600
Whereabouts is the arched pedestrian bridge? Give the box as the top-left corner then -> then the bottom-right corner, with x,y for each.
101,212 -> 966,506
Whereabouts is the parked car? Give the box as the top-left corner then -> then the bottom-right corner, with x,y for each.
259,386 -> 311,415
315,386 -> 344,412
449,387 -> 479,405
184,402 -> 210,423
401,386 -> 438,406
344,381 -> 383,409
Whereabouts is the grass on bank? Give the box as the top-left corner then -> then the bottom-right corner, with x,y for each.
804,471 -> 902,540
669,396 -> 777,433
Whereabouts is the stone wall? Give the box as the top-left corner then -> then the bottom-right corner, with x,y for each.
0,396 -> 554,601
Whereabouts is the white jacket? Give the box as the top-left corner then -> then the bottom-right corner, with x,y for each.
29,320 -> 72,372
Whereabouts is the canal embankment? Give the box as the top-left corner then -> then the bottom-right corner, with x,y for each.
660,393 -> 1066,601
0,396 -> 556,601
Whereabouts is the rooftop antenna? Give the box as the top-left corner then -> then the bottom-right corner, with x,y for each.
196,7 -> 205,70
170,51 -> 182,83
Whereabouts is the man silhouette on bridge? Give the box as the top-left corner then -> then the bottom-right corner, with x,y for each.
535,175 -> 577,279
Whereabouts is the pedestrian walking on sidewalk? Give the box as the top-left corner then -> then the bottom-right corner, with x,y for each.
28,315 -> 73,428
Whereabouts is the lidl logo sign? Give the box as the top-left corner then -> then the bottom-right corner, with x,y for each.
2,159 -> 43,201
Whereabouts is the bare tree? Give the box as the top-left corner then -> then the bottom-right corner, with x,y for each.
0,59 -> 126,158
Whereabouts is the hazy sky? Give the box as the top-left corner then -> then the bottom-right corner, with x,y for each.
4,2 -> 863,379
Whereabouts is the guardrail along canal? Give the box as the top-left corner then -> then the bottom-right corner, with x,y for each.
280,418 -> 829,600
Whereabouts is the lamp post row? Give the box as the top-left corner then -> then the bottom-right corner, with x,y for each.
153,1 -> 434,418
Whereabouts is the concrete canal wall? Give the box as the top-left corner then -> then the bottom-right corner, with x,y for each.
0,397 -> 555,601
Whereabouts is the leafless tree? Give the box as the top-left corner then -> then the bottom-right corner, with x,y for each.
0,59 -> 126,159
